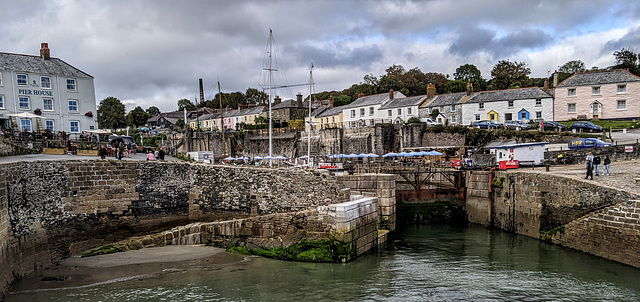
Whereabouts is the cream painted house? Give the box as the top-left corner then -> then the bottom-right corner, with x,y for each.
460,87 -> 553,126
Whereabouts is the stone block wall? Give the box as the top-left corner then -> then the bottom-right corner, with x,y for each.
465,171 -> 490,226
545,143 -> 640,164
552,200 -> 640,268
337,174 -> 396,231
328,196 -> 379,260
0,160 -> 347,298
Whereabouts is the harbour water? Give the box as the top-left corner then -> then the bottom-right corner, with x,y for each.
7,224 -> 640,301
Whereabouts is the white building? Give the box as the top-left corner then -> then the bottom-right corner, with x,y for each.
0,43 -> 97,133
460,87 -> 553,126
342,90 -> 406,127
491,142 -> 548,165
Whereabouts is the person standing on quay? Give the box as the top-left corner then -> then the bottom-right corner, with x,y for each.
593,154 -> 601,176
603,155 -> 611,175
585,157 -> 594,180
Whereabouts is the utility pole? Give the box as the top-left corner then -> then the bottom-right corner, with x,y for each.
218,81 -> 226,157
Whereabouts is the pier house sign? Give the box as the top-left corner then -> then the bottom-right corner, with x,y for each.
18,89 -> 53,96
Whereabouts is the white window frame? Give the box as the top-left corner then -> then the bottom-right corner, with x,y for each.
369,107 -> 374,116
450,105 -> 456,112
535,99 -> 542,106
350,109 -> 355,118
568,88 -> 576,96
568,103 -> 576,113
20,119 -> 31,131
360,108 -> 365,117
451,115 -> 457,123
617,100 -> 627,110
507,100 -> 514,108
68,99 -> 78,112
41,76 -> 51,89
479,103 -> 484,110
387,110 -> 392,117
475,114 -> 481,121
70,120 -> 80,133
66,78 -> 77,91
43,98 -> 54,111
536,111 -> 542,119
397,108 -> 402,115
592,86 -> 600,95
617,84 -> 627,94
0,72 -> 3,86
45,120 -> 54,131
0,95 -> 4,109
19,96 -> 30,110
407,108 -> 412,115
17,74 -> 27,86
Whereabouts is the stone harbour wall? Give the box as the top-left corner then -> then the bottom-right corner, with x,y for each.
0,160 -> 348,298
337,174 -> 396,231
551,200 -> 640,268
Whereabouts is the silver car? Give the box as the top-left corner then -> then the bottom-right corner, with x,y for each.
503,120 -> 531,130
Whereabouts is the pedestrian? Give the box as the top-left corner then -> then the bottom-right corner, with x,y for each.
593,154 -> 601,176
585,159 -> 593,180
117,147 -> 123,160
603,155 -> 611,175
158,147 -> 165,160
99,145 -> 107,160
146,150 -> 155,161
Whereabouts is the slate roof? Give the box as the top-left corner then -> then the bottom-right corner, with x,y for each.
556,69 -> 640,87
316,106 -> 344,118
239,106 -> 265,115
423,92 -> 466,107
345,91 -> 406,108
272,99 -> 300,110
310,107 -> 328,118
465,87 -> 551,104
379,95 -> 428,110
0,52 -> 92,78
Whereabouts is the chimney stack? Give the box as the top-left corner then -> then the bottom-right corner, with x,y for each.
199,78 -> 205,106
358,92 -> 365,98
543,78 -> 549,91
274,95 -> 281,105
297,92 -> 303,108
427,84 -> 436,98
466,82 -> 474,95
40,43 -> 50,60
328,98 -> 333,108
389,89 -> 394,100
553,70 -> 558,88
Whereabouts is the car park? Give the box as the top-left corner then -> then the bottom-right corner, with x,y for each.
570,121 -> 603,133
541,121 -> 568,132
503,120 -> 531,130
568,138 -> 612,149
472,120 -> 502,129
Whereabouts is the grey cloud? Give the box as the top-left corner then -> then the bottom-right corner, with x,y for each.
449,28 -> 552,59
287,43 -> 384,70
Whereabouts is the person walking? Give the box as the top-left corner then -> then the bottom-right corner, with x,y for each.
593,154 -> 601,176
603,155 -> 611,175
99,145 -> 107,160
585,158 -> 593,180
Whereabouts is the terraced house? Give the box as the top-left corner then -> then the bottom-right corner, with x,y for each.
554,69 -> 640,121
460,87 -> 553,126
342,90 -> 406,127
0,43 -> 97,132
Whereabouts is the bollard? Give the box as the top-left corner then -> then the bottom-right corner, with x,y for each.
545,165 -> 550,172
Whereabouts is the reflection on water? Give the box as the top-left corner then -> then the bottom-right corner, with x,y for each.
7,224 -> 640,301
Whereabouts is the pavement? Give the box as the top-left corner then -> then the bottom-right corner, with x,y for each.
0,151 -> 179,163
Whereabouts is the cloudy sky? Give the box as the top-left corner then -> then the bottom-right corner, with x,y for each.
2,0 -> 639,112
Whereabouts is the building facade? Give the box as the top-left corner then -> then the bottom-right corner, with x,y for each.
460,87 -> 553,126
342,90 -> 406,128
554,69 -> 640,121
0,43 -> 97,133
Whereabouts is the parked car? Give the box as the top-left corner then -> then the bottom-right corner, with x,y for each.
420,117 -> 439,126
503,120 -> 531,130
568,138 -> 612,150
569,121 -> 603,133
541,121 -> 568,132
472,120 -> 502,129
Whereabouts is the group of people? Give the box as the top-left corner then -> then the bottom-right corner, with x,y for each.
98,144 -> 165,161
585,152 -> 611,180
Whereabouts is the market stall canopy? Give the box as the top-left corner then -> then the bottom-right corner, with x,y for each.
86,129 -> 113,135
274,155 -> 287,160
396,152 -> 410,157
254,156 -> 263,160
346,153 -> 358,158
426,151 -> 443,156
367,153 -> 380,157
223,156 -> 236,161
382,152 -> 397,157
7,112 -> 46,119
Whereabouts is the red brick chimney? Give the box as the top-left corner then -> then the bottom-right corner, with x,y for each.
466,82 -> 474,95
544,78 -> 549,91
40,42 -> 50,60
427,84 -> 436,98
358,92 -> 365,98
389,89 -> 394,100
328,98 -> 333,108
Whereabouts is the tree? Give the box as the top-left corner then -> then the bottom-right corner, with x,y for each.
454,64 -> 486,91
612,47 -> 640,75
333,94 -> 352,107
146,106 -> 160,116
127,106 -> 151,127
558,60 -> 587,74
97,96 -> 126,131
444,80 -> 467,93
245,88 -> 268,106
424,72 -> 448,94
490,60 -> 531,90
429,108 -> 440,119
177,98 -> 197,111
